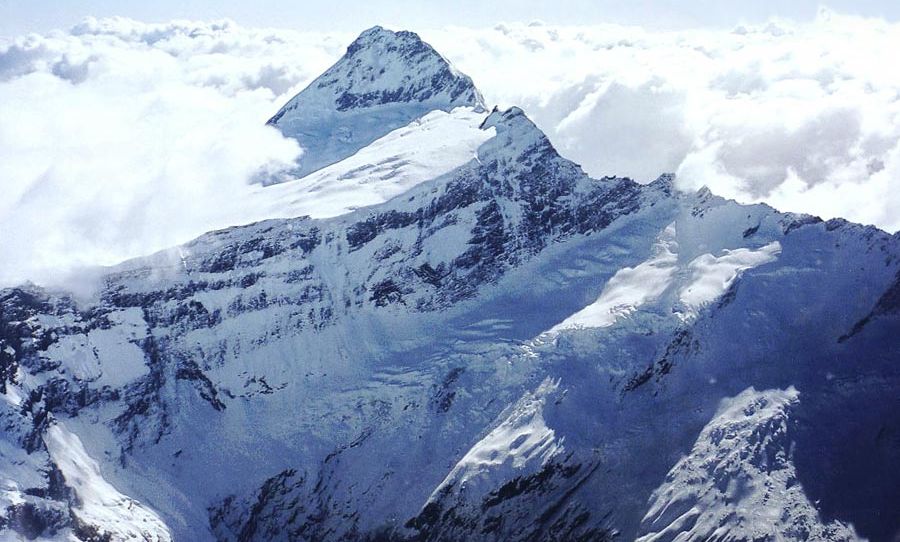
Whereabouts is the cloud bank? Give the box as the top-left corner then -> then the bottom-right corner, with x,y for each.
0,18 -> 348,286
424,11 -> 900,232
1,11 -> 899,287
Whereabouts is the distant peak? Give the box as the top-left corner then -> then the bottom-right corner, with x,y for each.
344,25 -> 389,54
348,25 -> 441,51
329,25 -> 484,111
359,24 -> 387,36
648,173 -> 676,193
272,25 -> 483,119
265,26 -> 486,179
345,25 -> 403,52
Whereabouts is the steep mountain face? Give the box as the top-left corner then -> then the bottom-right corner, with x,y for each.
2,27 -> 900,542
267,26 -> 485,179
636,388 -> 860,541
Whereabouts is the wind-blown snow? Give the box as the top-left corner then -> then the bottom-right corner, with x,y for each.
549,224 -> 678,332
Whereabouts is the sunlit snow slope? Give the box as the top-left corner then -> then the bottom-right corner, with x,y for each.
250,107 -> 492,219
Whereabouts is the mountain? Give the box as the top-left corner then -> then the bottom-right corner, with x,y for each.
2,27 -> 899,542
266,26 -> 485,180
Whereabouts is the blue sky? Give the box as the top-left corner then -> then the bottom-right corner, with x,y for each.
2,0 -> 899,36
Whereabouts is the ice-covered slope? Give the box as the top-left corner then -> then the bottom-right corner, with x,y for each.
267,25 -> 485,179
2,27 -> 900,542
249,107 -> 492,219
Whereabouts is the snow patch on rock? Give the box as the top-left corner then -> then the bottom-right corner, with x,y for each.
433,378 -> 563,496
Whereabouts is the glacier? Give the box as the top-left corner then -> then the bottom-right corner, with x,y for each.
1,26 -> 899,542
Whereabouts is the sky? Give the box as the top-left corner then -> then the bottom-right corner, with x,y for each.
1,2 -> 900,287
3,0 -> 900,35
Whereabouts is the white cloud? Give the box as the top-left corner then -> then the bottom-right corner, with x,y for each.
0,18 -> 348,287
1,11 -> 900,287
422,10 -> 900,230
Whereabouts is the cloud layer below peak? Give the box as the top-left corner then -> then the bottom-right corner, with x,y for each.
424,12 -> 900,232
2,12 -> 899,287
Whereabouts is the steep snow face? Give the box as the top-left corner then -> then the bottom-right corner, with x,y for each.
433,378 -> 563,495
44,423 -> 172,542
249,107 -> 492,219
637,388 -> 860,542
41,307 -> 149,389
0,103 -> 650,541
268,26 -> 485,179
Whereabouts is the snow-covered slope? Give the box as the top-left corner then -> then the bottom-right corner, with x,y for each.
636,387 -> 860,542
267,25 -> 485,179
1,26 -> 899,542
249,106 -> 492,219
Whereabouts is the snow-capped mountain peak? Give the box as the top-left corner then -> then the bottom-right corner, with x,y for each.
267,26 -> 485,179
335,25 -> 484,110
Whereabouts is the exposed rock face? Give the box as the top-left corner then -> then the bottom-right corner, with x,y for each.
2,26 -> 900,542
